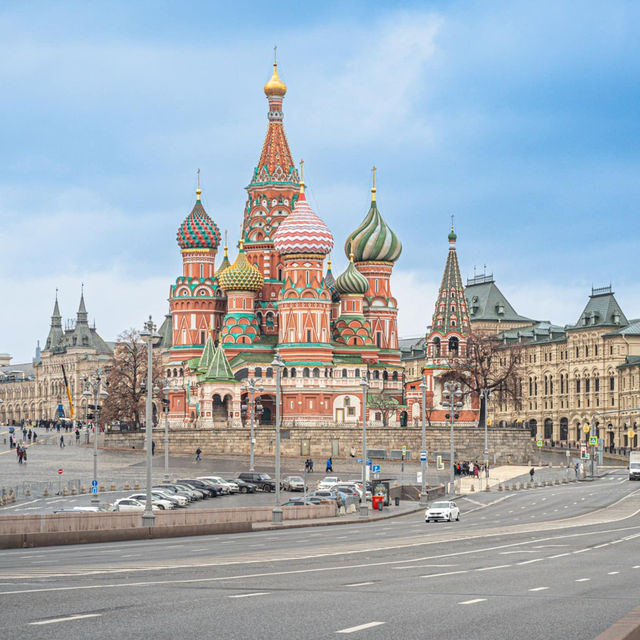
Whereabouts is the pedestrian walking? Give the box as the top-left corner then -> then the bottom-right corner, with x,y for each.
60,435 -> 65,448
32,431 -> 37,443
349,447 -> 356,458
529,467 -> 535,482
574,462 -> 579,479
195,447 -> 202,462
326,457 -> 333,472
152,440 -> 156,456
309,458 -> 314,473
16,445 -> 23,464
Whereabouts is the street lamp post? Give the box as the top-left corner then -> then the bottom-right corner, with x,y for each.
442,381 -> 463,493
140,316 -> 159,527
420,374 -> 427,505
82,373 -> 108,505
163,380 -> 170,482
360,376 -> 369,517
271,350 -> 284,524
480,387 -> 492,472
242,378 -> 263,472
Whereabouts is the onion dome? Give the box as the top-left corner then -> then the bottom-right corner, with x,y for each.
273,184 -> 334,255
448,223 -> 457,243
218,240 -> 264,292
335,253 -> 370,296
218,243 -> 231,274
344,187 -> 401,263
325,259 -> 340,302
177,188 -> 221,250
264,61 -> 287,97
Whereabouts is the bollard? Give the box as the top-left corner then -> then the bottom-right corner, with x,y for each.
498,484 -> 503,491
99,483 -> 105,493
124,481 -> 131,490
9,491 -> 16,503
110,482 -> 116,492
25,487 -> 31,497
71,487 -> 77,495
62,487 -> 68,496
470,484 -> 475,492
338,506 -> 346,515
80,485 -> 87,494
43,487 -> 49,497
134,481 -> 140,490
484,483 -> 491,492
554,479 -> 559,485
1,495 -> 6,505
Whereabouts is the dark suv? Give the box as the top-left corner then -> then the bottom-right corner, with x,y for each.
238,472 -> 276,492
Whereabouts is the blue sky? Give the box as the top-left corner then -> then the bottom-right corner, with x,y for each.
1,0 -> 639,362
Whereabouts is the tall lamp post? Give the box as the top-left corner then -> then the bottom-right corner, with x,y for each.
360,376 -> 369,517
162,380 -> 170,482
442,381 -> 463,493
480,388 -> 492,469
82,372 -> 108,505
420,374 -> 428,505
140,316 -> 160,527
271,350 -> 284,524
242,378 -> 263,471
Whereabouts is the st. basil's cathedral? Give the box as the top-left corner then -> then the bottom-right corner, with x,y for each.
165,62 -> 406,429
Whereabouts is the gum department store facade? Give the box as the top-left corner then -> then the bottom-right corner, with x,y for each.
2,63 -> 639,457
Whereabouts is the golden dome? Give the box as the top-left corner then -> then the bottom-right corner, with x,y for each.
264,62 -> 287,97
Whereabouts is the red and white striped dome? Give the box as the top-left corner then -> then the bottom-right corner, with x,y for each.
273,189 -> 334,255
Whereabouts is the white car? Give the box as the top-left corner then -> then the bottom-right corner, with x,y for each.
113,498 -> 160,512
128,493 -> 176,510
425,500 -> 460,523
317,476 -> 341,490
282,476 -> 305,491
197,476 -> 231,494
152,488 -> 189,507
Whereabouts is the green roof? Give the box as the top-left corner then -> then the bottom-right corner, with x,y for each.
570,286 -> 627,329
465,274 -> 533,323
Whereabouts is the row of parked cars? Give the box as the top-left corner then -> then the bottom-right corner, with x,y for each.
281,476 -> 373,508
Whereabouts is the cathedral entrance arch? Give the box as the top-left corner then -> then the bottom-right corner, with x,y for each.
559,417 -> 568,441
528,419 -> 538,438
544,418 -> 553,439
400,410 -> 408,427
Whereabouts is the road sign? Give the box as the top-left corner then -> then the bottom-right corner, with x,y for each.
566,450 -> 571,457
584,453 -> 590,460
420,450 -> 427,462
589,436 -> 598,446
402,445 -> 407,454
536,440 -> 543,447
580,446 -> 588,459
356,458 -> 363,463
366,459 -> 372,466
372,465 -> 381,473
417,471 -> 423,484
629,429 -> 636,439
91,480 -> 98,487
91,486 -> 98,494
57,468 -> 63,475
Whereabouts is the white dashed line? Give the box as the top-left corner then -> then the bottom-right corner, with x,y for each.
476,564 -> 511,572
421,570 -> 468,579
528,587 -> 549,592
608,571 -> 620,575
518,559 -> 544,565
337,621 -> 385,634
30,614 -> 102,625
228,592 -> 270,598
575,578 -> 591,582
345,582 -> 374,587
459,598 -> 487,605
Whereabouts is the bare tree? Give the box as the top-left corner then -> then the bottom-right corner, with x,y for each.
368,392 -> 400,427
100,329 -> 163,428
448,333 -> 524,427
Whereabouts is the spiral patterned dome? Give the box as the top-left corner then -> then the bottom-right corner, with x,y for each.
177,190 -> 221,250
335,255 -> 370,296
218,242 -> 264,292
344,191 -> 401,263
273,188 -> 334,255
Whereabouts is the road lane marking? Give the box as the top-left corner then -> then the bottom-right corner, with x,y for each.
518,559 -> 544,565
608,571 -> 620,575
393,564 -> 457,569
345,582 -> 374,587
575,578 -> 591,582
476,564 -> 511,571
337,622 -> 385,634
529,587 -> 549,592
228,592 -> 270,598
459,598 -> 486,605
30,614 -> 102,625
593,544 -> 609,549
548,553 -> 570,559
421,570 -> 468,579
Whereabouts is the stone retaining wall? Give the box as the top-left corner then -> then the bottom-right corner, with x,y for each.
105,426 -> 534,464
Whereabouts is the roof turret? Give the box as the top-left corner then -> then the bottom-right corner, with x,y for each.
217,240 -> 264,292
344,182 -> 401,263
177,186 -> 221,250
335,253 -> 370,296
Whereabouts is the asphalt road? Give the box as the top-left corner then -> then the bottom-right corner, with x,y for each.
1,470 -> 639,639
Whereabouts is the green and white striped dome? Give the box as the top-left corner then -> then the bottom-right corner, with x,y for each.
335,256 -> 369,296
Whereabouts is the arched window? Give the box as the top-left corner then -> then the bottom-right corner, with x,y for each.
290,367 -> 296,378
266,367 -> 273,378
344,397 -> 351,407
433,337 -> 441,357
282,368 -> 288,378
392,371 -> 398,381
342,368 -> 348,378
312,367 -> 320,378
373,370 -> 380,380
303,367 -> 310,378
167,369 -> 172,378
179,368 -> 184,377
448,336 -> 459,355
383,371 -> 388,381
355,368 -> 360,378
254,367 -> 262,378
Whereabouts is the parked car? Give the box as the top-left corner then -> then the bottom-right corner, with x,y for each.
113,498 -> 159,512
152,487 -> 189,506
154,484 -> 197,502
238,472 -> 276,492
425,500 -> 460,523
308,489 -> 343,507
221,479 -> 240,493
226,478 -> 256,494
196,476 -> 232,494
128,493 -> 176,510
176,479 -> 219,497
282,476 -> 306,491
282,498 -> 322,506
173,483 -> 205,500
317,476 -> 341,490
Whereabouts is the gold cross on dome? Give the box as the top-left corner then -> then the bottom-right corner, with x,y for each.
300,158 -> 304,182
197,167 -> 200,189
371,165 -> 376,189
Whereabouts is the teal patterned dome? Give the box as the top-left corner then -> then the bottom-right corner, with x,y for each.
344,189 -> 402,263
335,255 -> 369,296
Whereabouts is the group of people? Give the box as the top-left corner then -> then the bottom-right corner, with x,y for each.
454,461 -> 489,478
304,458 -> 314,473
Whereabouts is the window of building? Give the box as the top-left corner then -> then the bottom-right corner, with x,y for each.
342,368 -> 348,378
306,329 -> 312,342
610,377 -> 615,391
347,407 -> 355,417
576,379 -> 581,393
576,347 -> 579,358
585,379 -> 590,393
595,378 -> 599,392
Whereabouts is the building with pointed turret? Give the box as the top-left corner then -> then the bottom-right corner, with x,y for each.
0,290 -> 113,424
163,62 -> 404,430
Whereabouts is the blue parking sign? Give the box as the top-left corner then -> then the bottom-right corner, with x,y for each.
372,465 -> 381,473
